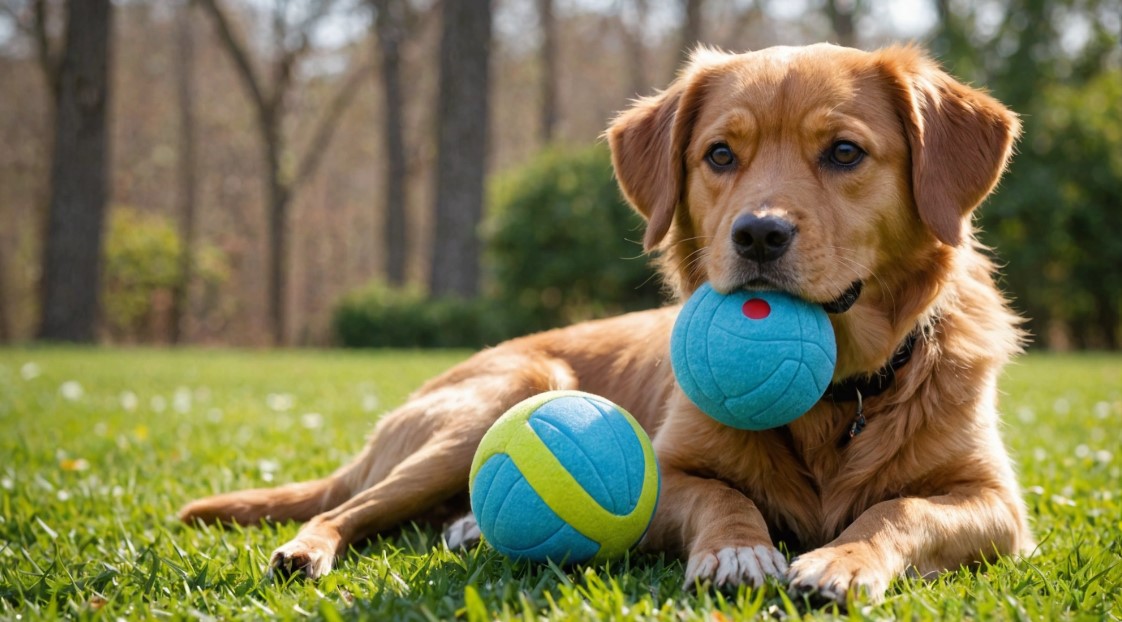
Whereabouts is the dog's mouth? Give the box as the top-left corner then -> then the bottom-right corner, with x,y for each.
733,277 -> 864,314
821,280 -> 863,314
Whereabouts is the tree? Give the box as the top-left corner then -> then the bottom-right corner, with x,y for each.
0,248 -> 10,342
37,0 -> 112,342
678,0 -> 704,65
171,0 -> 198,344
538,0 -> 557,144
429,0 -> 492,298
372,0 -> 409,286
933,0 -> 1122,348
197,0 -> 369,345
824,0 -> 858,47
620,0 -> 649,98
23,0 -> 61,99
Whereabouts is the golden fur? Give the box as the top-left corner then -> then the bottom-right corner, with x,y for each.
180,44 -> 1032,603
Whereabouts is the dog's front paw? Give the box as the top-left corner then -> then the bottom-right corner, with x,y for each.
443,513 -> 482,550
269,533 -> 337,580
685,544 -> 788,589
787,545 -> 890,604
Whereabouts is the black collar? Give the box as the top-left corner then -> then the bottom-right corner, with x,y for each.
822,327 -> 924,403
821,281 -> 864,314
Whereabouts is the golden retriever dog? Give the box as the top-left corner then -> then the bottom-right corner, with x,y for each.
180,43 -> 1033,603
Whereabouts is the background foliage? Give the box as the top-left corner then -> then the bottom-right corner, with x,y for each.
335,145 -> 665,348
102,208 -> 183,340
485,145 -> 664,334
102,207 -> 231,343
333,283 -> 506,348
0,0 -> 1119,348
932,0 -> 1122,348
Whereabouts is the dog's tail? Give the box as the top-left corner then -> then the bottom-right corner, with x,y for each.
178,477 -> 349,526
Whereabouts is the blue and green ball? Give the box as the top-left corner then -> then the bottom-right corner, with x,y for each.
468,391 -> 659,564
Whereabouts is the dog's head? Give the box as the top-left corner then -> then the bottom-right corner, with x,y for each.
607,44 -> 1019,376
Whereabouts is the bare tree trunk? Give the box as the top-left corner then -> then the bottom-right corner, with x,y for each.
37,0 -> 112,343
538,0 -> 557,144
678,0 -> 704,65
623,0 -> 648,98
825,0 -> 857,48
373,0 -> 408,286
30,0 -> 60,99
430,0 -> 492,298
198,0 -> 365,345
261,113 -> 289,346
171,0 -> 198,344
1091,288 -> 1120,349
0,247 -> 10,342
21,0 -> 61,332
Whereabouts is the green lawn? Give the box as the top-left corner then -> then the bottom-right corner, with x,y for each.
0,347 -> 1119,620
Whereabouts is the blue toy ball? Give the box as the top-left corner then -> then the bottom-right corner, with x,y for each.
469,391 -> 660,564
670,284 -> 837,430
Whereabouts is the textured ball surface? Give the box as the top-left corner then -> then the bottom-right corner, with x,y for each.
670,284 -> 837,430
468,391 -> 659,564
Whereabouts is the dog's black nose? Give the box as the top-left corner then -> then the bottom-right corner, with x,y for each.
731,214 -> 796,262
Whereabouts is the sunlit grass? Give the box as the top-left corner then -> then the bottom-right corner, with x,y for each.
0,347 -> 1119,620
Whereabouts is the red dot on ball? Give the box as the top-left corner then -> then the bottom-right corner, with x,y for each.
742,298 -> 771,320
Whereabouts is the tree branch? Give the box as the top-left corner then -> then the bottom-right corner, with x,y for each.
0,2 -> 27,30
272,0 -> 337,109
196,0 -> 268,113
32,0 -> 60,97
293,0 -> 336,37
292,60 -> 372,190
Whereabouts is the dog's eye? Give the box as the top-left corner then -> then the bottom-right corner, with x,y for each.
706,144 -> 736,170
827,141 -> 865,168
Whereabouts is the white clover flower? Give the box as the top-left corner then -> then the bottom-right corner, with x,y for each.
267,393 -> 295,412
1093,401 -> 1111,419
20,362 -> 41,380
258,459 -> 280,482
173,387 -> 192,413
60,381 -> 84,401
301,413 -> 324,429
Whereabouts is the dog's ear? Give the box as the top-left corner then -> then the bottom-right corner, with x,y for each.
607,55 -> 718,251
878,47 -> 1021,246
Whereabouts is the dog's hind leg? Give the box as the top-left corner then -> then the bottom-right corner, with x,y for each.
178,477 -> 351,526
269,428 -> 484,578
177,388 -> 453,527
179,348 -> 574,533
254,349 -> 578,578
176,410 -> 438,527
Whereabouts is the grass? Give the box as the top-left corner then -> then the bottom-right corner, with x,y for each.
0,347 -> 1119,620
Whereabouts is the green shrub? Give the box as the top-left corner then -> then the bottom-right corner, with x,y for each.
334,144 -> 668,349
485,144 -> 665,334
333,283 -> 504,349
102,207 -> 183,339
102,206 -> 231,341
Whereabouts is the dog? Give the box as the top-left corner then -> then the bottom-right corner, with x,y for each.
180,43 -> 1033,604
